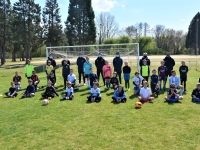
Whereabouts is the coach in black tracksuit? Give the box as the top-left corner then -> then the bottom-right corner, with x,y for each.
62,60 -> 70,89
113,52 -> 123,84
61,56 -> 70,66
95,53 -> 105,85
139,52 -> 151,67
163,52 -> 175,77
76,53 -> 86,84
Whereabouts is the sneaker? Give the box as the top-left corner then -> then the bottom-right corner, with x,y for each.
83,83 -> 86,86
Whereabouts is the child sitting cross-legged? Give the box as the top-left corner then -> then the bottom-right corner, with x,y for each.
62,81 -> 74,100
87,82 -> 101,102
138,81 -> 154,103
22,79 -> 35,98
5,82 -> 18,98
42,81 -> 59,99
13,71 -> 22,91
112,84 -> 127,103
191,83 -> 200,103
164,83 -> 183,103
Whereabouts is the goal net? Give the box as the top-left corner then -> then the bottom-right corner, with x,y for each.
46,43 -> 140,71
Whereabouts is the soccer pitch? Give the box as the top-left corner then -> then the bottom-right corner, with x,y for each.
0,55 -> 200,150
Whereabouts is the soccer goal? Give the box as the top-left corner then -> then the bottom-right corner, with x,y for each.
46,43 -> 140,71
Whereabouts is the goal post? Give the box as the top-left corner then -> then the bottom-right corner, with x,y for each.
46,43 -> 140,71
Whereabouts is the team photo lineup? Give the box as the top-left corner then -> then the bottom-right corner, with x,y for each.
7,51 -> 199,107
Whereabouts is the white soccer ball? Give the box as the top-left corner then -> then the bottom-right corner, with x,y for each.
43,99 -> 49,106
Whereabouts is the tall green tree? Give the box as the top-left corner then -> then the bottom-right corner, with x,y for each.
0,0 -> 12,65
186,12 -> 200,54
13,0 -> 41,63
43,0 -> 63,47
65,0 -> 96,46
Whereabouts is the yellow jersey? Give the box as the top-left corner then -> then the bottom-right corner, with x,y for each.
46,65 -> 54,74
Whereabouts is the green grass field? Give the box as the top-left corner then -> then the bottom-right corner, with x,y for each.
0,57 -> 200,150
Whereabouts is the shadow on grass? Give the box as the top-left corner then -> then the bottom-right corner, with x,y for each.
129,94 -> 138,100
110,101 -> 124,105
106,92 -> 114,96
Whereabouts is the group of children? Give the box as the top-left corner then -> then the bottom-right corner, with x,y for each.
5,57 -> 200,104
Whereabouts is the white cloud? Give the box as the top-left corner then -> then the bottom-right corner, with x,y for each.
121,4 -> 125,8
92,0 -> 117,12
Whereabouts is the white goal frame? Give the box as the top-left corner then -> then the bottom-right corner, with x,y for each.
46,43 -> 140,71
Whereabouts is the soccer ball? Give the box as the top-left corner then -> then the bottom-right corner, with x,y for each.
135,102 -> 142,109
43,99 -> 49,106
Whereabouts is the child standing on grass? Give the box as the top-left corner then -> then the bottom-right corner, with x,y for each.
102,60 -> 112,89
87,82 -> 101,102
164,84 -> 183,103
46,60 -> 54,81
110,72 -> 119,91
23,79 -> 35,98
13,71 -> 22,91
133,72 -> 144,95
158,61 -> 168,90
42,81 -> 59,99
25,59 -> 34,79
123,61 -> 131,91
88,68 -> 98,89
112,84 -> 127,103
138,81 -> 154,103
179,61 -> 189,91
150,69 -> 160,97
140,60 -> 150,82
62,81 -> 74,100
5,82 -> 18,98
83,57 -> 93,88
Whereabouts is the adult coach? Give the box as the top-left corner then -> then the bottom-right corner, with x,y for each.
25,59 -> 34,79
76,53 -> 86,85
61,56 -> 70,66
139,52 -> 151,67
95,53 -> 105,86
163,52 -> 175,77
113,52 -> 123,84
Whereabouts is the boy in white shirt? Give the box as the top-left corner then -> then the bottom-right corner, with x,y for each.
138,81 -> 154,102
168,70 -> 184,96
68,69 -> 76,88
87,82 -> 101,102
63,81 -> 74,100
133,72 -> 144,95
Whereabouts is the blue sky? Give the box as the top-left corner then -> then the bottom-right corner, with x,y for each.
10,0 -> 200,32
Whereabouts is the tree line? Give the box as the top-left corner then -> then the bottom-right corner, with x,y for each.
0,0 -> 199,65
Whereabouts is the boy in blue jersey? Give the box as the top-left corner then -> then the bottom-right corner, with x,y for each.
158,61 -> 168,90
88,68 -> 98,88
83,57 -> 93,88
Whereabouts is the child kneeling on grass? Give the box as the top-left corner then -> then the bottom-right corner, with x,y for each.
138,81 -> 154,103
63,81 -> 74,100
42,81 -> 59,99
87,82 -> 101,102
5,82 -> 18,98
164,83 -> 183,103
22,79 -> 35,98
112,84 -> 127,103
191,83 -> 200,103
110,72 -> 119,91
